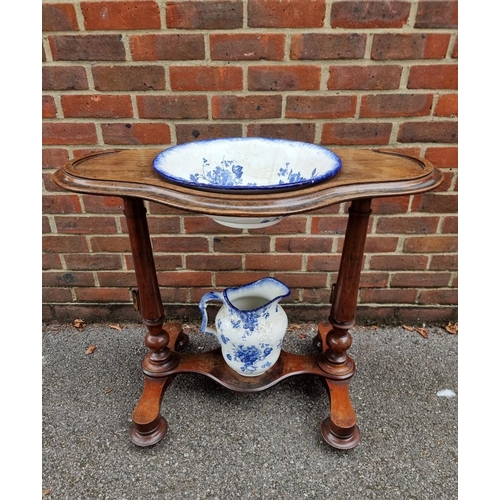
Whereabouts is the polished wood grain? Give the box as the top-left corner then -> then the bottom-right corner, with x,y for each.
53,148 -> 443,216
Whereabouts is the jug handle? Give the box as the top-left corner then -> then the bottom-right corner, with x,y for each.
199,291 -> 224,336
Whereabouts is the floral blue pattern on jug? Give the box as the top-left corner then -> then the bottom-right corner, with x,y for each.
199,277 -> 290,377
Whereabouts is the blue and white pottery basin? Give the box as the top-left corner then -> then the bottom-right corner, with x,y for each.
152,137 -> 342,228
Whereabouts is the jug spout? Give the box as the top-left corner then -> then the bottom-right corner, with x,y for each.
224,277 -> 290,311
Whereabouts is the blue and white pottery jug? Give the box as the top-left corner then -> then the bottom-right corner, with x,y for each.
199,277 -> 290,377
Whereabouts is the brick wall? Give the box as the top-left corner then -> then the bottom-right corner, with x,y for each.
42,0 -> 458,325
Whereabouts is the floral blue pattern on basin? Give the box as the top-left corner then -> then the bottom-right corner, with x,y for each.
152,137 -> 342,192
199,277 -> 290,377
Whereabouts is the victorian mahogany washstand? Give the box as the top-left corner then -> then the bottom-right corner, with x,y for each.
53,148 -> 442,450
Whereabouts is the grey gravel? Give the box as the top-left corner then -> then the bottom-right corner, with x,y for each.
42,322 -> 458,500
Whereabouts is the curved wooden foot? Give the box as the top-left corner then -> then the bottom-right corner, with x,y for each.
130,375 -> 176,447
321,418 -> 360,450
130,415 -> 168,447
321,378 -> 360,450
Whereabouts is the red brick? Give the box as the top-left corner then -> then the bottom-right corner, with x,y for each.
434,171 -> 455,192
425,147 -> 458,168
429,254 -> 458,271
130,34 -> 205,61
307,255 -> 342,272
322,122 -> 392,145
391,306 -> 457,324
61,95 -> 133,118
44,174 -> 65,196
359,272 -> 390,288
75,288 -> 132,302
212,95 -> 282,120
101,123 -> 171,145
158,271 -> 212,287
166,1 -> 243,29
43,271 -> 95,287
301,288 -> 331,304
211,34 -> 285,61
92,66 -> 165,91
170,66 -> 243,91
186,254 -> 243,271
97,272 -> 137,287
398,121 -> 457,143
246,254 -> 302,271
249,217 -> 308,234
435,94 -> 458,117
286,96 -> 356,119
42,3 -> 79,31
43,96 -> 57,118
360,288 -> 417,304
369,255 -> 428,271
403,236 -> 458,253
441,216 -> 458,234
139,254 -> 182,271
412,193 -> 458,213
408,65 -> 458,89
247,123 -> 315,142
371,34 -> 450,60
152,236 -> 209,253
361,236 -> 398,253
142,216 -> 182,235
90,236 -> 131,253
42,287 -> 73,303
214,236 -> 270,253
42,253 -> 62,271
248,65 -> 321,91
42,216 -> 52,234
371,195 -> 410,214
43,235 -> 89,253
415,1 -> 458,29
291,33 -> 366,60
214,272 -> 270,288
328,65 -> 402,90
64,254 -> 123,270
419,289 -> 457,305
81,196 -> 123,214
49,35 -> 126,61
248,0 -> 325,28
391,272 -> 451,288
451,37 -> 458,58
43,123 -> 97,145
376,216 -> 439,234
43,194 -> 82,214
81,1 -> 160,30
274,272 -> 327,289
360,94 -> 432,118
176,124 -> 242,144
311,216 -> 347,235
42,148 -> 69,169
54,216 -> 118,235
275,237 -> 333,253
183,216 -> 242,234
42,66 -> 88,90
137,95 -> 208,120
331,1 -> 410,28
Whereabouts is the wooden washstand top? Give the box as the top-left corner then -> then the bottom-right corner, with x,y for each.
53,148 -> 443,217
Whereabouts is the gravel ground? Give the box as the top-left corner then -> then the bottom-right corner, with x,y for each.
42,321 -> 458,500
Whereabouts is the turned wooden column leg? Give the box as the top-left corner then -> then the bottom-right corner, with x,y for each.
316,198 -> 372,450
123,197 -> 185,447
